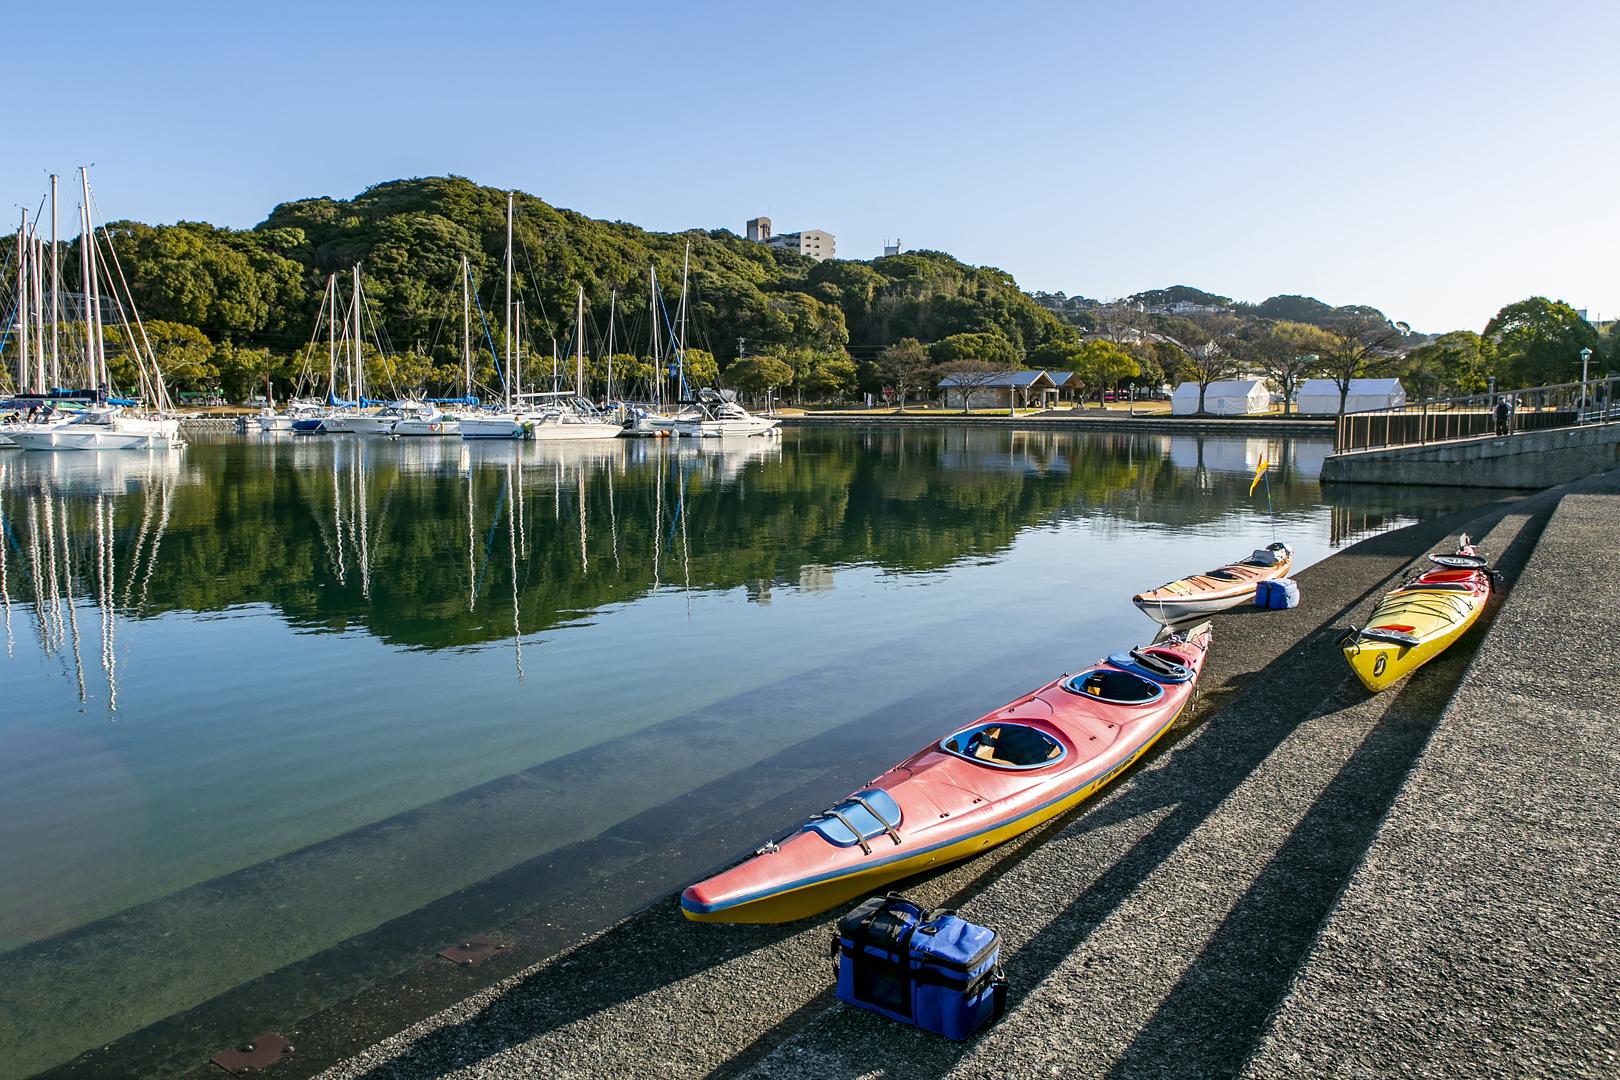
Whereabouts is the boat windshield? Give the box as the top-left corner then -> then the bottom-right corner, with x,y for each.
940,723 -> 1064,770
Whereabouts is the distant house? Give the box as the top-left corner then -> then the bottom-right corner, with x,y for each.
936,369 -> 1061,410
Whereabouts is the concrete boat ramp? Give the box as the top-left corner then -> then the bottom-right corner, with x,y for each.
196,473 -> 1617,1080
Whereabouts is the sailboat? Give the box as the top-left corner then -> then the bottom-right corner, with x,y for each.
395,256 -> 478,437
8,168 -> 182,452
620,254 -> 701,437
521,286 -> 624,441
461,193 -> 530,440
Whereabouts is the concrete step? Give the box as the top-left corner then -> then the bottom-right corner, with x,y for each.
1241,470 -> 1620,1080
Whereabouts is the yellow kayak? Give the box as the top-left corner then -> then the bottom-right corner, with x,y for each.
1342,542 -> 1493,692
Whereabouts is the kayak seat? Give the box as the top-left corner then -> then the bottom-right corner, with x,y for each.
1400,581 -> 1473,592
807,789 -> 904,848
1063,668 -> 1165,704
940,723 -> 1066,770
1205,569 -> 1241,581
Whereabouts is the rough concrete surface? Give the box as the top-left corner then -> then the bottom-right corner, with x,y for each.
308,489 -> 1563,1080
1242,473 -> 1620,1080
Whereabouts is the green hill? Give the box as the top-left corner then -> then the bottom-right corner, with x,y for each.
89,176 -> 1073,399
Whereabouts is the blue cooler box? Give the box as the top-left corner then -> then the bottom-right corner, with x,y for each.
833,893 -> 1006,1040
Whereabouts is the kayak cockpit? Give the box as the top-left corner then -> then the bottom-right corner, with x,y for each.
1063,667 -> 1165,704
939,723 -> 1066,770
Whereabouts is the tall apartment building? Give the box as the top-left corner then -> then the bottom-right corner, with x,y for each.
745,216 -> 835,261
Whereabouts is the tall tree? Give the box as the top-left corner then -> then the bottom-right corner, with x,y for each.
1252,321 -> 1332,415
928,331 -> 1020,367
1068,339 -> 1139,398
723,353 -> 793,402
1319,314 -> 1404,417
875,337 -> 933,410
1163,315 -> 1245,413
1482,297 -> 1598,388
1399,330 -> 1487,397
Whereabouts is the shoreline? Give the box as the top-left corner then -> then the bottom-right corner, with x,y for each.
778,413 -> 1334,436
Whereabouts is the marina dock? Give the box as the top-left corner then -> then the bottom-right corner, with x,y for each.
289,471 -> 1618,1080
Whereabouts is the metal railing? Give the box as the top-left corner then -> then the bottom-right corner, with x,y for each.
1335,376 -> 1620,453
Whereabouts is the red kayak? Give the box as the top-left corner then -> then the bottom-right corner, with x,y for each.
682,623 -> 1213,923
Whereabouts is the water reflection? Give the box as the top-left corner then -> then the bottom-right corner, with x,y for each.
0,429 -> 1488,695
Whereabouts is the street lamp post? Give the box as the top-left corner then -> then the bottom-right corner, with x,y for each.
1580,347 -> 1593,416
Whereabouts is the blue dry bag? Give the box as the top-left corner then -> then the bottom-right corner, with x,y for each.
1255,578 -> 1300,610
832,893 -> 1006,1040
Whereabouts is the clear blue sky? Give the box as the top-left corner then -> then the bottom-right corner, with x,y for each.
10,0 -> 1617,333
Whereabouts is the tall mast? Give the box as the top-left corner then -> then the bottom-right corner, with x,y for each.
649,264 -> 661,406
326,275 -> 336,398
49,174 -> 59,389
514,300 -> 523,402
16,211 -> 28,395
461,254 -> 472,397
81,168 -> 106,392
78,194 -> 93,388
575,285 -> 585,397
606,289 -> 616,403
677,241 -> 691,391
503,192 -> 513,409
32,233 -> 45,392
351,264 -> 363,404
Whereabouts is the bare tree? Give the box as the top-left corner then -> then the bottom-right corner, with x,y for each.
936,359 -> 1009,413
1320,315 -> 1404,417
1251,321 -> 1333,415
1161,315 -> 1245,413
876,337 -> 934,412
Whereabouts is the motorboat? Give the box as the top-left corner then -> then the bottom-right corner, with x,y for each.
1133,542 -> 1294,624
620,402 -> 703,437
682,623 -> 1213,922
255,401 -> 324,432
671,389 -> 780,439
8,406 -> 182,451
523,393 -> 623,441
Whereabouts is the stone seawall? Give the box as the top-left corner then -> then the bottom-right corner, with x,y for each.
1322,420 -> 1620,488
781,414 -> 1333,437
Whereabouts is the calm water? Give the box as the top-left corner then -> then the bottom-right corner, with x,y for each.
0,427 -> 1481,1076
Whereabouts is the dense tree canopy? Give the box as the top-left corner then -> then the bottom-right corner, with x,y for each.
1482,297 -> 1598,388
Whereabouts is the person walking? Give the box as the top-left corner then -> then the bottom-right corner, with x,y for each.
1492,395 -> 1513,436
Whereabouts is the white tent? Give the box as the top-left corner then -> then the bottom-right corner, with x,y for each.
1295,378 -> 1406,416
1170,379 -> 1270,416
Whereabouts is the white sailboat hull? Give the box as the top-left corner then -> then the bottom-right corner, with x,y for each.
257,415 -> 294,432
460,415 -> 527,440
673,417 -> 781,439
393,417 -> 461,437
527,420 -> 623,441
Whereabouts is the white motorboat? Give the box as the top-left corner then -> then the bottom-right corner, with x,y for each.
620,403 -> 702,437
391,403 -> 460,437
671,389 -> 781,439
522,393 -> 622,441
9,406 -> 182,451
256,401 -> 324,432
